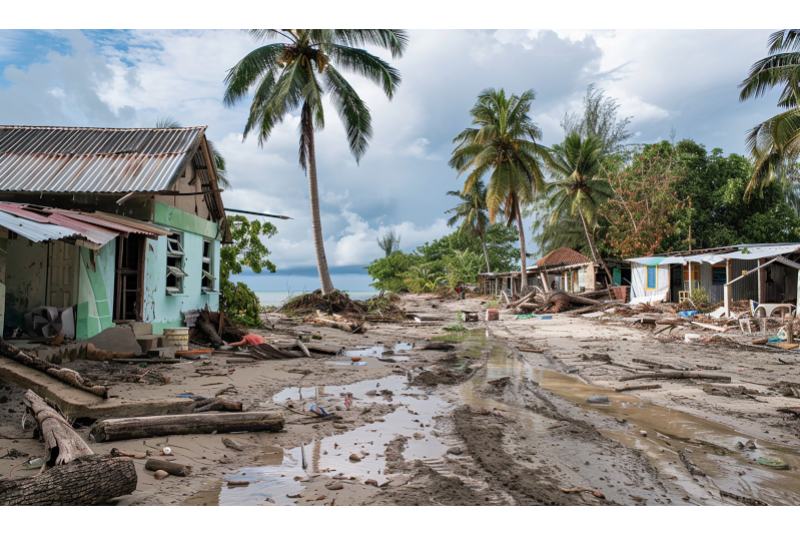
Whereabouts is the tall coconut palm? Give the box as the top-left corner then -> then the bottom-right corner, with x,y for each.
223,30 -> 408,294
449,88 -> 551,291
156,116 -> 232,189
543,133 -> 614,284
445,179 -> 492,273
739,29 -> 800,194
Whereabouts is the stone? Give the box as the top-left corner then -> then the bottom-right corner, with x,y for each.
326,482 -> 344,490
153,470 -> 169,480
587,395 -> 609,404
387,475 -> 411,488
447,446 -> 463,455
87,327 -> 142,355
413,433 -> 425,440
364,479 -> 379,487
349,454 -> 361,462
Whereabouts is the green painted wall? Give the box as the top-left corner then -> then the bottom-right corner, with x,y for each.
76,244 -> 115,339
144,208 -> 220,334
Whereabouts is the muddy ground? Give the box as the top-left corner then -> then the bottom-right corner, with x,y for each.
3,293 -> 800,506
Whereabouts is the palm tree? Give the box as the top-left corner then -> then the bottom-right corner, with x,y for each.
223,30 -> 408,295
445,179 -> 492,273
377,228 -> 401,257
155,116 -> 232,189
543,133 -> 614,284
739,29 -> 800,194
449,88 -> 551,291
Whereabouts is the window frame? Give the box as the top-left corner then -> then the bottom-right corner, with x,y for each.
201,239 -> 217,294
165,232 -> 187,296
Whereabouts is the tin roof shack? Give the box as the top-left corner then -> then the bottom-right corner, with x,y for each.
0,125 -> 230,342
627,244 -> 800,315
478,247 -> 614,297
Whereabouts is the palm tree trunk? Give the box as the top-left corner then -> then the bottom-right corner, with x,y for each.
480,233 -> 491,273
515,200 -> 528,292
578,210 -> 614,292
306,127 -> 335,295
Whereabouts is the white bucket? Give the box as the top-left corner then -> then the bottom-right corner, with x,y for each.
163,327 -> 189,351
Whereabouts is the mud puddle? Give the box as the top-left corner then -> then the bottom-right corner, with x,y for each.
197,374 -> 451,506
531,366 -> 800,505
453,328 -> 800,505
344,343 -> 413,362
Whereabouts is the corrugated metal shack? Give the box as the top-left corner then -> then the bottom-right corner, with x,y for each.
0,125 -> 231,340
627,244 -> 800,314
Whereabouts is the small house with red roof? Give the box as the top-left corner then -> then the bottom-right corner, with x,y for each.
478,247 -> 624,297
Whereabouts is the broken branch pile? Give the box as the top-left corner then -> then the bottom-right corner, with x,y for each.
0,339 -> 108,398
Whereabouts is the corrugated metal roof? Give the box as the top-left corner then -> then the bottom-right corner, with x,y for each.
0,202 -> 172,247
0,126 -> 206,193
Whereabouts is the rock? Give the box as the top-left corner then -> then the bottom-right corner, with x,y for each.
587,395 -> 610,404
447,447 -> 463,455
326,482 -> 344,490
365,390 -> 378,396
387,475 -> 411,487
228,481 -> 250,487
640,430 -> 648,437
0,396 -> 7,404
413,433 -> 425,440
153,470 -> 169,480
364,479 -> 379,487
266,498 -> 276,503
349,454 -> 361,462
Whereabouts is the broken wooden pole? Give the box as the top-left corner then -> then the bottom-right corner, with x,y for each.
145,458 -> 192,477
615,384 -> 662,393
24,390 -> 93,468
0,455 -> 137,506
0,339 -> 107,398
89,412 -> 285,442
618,372 -> 731,383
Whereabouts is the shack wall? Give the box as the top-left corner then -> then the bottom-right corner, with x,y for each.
4,237 -> 48,330
144,203 -> 220,334
76,243 -> 116,339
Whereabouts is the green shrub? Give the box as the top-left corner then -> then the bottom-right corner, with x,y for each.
690,287 -> 710,306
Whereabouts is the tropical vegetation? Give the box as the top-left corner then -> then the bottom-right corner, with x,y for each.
449,88 -> 551,291
739,29 -> 800,193
223,29 -> 408,295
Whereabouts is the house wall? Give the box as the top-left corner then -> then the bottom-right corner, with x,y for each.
4,237 -> 48,330
76,243 -> 116,339
729,259 -> 759,302
143,202 -> 220,334
155,161 -> 212,221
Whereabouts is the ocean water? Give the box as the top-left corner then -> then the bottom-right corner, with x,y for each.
256,290 -> 378,308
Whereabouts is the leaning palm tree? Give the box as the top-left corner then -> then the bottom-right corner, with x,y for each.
543,133 -> 614,284
739,29 -> 800,195
445,179 -> 492,273
223,30 -> 408,295
449,88 -> 551,291
156,116 -> 232,189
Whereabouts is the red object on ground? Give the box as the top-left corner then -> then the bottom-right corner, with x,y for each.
242,334 -> 266,346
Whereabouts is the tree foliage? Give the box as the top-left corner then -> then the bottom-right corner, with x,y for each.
365,224 -> 519,292
738,29 -> 800,193
561,84 -> 634,157
377,228 -> 401,257
220,215 -> 277,327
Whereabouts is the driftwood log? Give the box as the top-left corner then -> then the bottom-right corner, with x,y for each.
249,343 -> 307,360
0,339 -> 107,398
23,390 -> 93,468
618,372 -> 731,383
0,455 -> 137,506
196,314 -> 223,348
145,458 -> 192,477
190,395 -> 243,413
90,412 -> 285,442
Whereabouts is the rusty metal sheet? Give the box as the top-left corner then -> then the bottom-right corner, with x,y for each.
0,126 -> 205,193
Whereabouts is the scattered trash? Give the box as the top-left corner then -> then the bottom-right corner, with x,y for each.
587,395 -> 609,404
757,457 -> 789,470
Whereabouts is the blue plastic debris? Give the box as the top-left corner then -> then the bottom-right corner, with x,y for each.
678,310 -> 698,317
309,405 -> 329,416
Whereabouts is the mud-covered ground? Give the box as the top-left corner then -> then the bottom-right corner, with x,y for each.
3,293 -> 800,506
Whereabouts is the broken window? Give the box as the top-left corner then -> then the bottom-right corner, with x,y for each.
201,239 -> 217,294
166,233 -> 187,295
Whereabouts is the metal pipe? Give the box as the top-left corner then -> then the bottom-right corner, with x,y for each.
224,207 -> 292,220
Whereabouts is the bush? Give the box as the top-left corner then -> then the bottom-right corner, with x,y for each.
690,287 -> 710,306
220,279 -> 264,328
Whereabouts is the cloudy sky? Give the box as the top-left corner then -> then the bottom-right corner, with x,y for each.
0,29 -> 783,294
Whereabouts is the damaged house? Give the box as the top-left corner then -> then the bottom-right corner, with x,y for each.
479,247 -> 621,296
0,125 -> 230,341
627,244 -> 800,316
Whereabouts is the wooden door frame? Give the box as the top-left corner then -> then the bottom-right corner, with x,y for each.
113,235 -> 146,322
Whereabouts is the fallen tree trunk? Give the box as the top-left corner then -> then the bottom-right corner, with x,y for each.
145,458 -> 192,477
615,384 -> 662,392
191,396 -> 243,413
24,390 -> 93,468
304,343 -> 344,355
90,412 -> 285,442
0,454 -> 136,506
250,343 -> 306,360
618,372 -> 731,383
0,339 -> 107,398
196,314 -> 223,348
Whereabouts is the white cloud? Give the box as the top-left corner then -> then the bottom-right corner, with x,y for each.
404,138 -> 441,160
